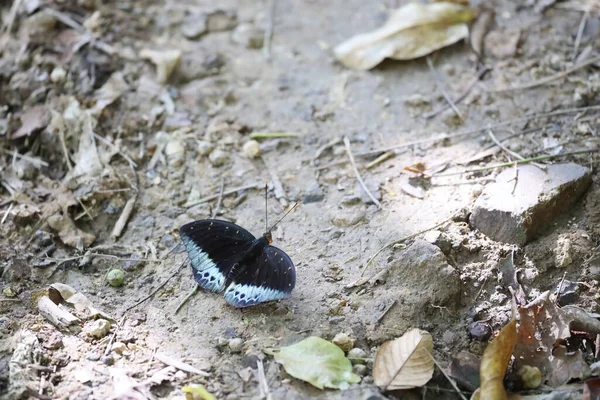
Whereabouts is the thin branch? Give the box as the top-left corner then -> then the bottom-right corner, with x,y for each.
211,178 -> 225,219
489,55 -> 600,92
426,57 -> 463,121
185,182 -> 262,208
434,148 -> 598,177
263,0 -> 277,59
487,129 -> 546,170
124,260 -> 186,313
572,7 -> 590,62
343,137 -> 381,209
424,65 -> 490,119
174,285 -> 199,315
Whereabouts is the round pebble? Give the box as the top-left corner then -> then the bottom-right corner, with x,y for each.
209,149 -> 230,167
469,321 -> 492,341
100,355 -> 114,365
352,364 -> 367,377
106,269 -> 125,287
228,338 -> 244,353
243,140 -> 261,158
332,332 -> 355,353
347,348 -> 368,365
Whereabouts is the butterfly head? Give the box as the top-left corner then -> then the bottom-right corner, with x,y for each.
264,231 -> 273,244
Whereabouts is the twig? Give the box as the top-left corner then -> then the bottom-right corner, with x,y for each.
0,149 -> 49,167
489,55 -> 600,92
211,178 -> 225,219
93,133 -> 138,168
175,284 -> 199,315
263,0 -> 277,59
358,216 -> 454,279
366,151 -> 395,169
343,137 -> 381,209
40,253 -> 162,263
249,132 -> 298,139
185,183 -> 262,208
555,271 -> 568,302
53,111 -> 73,171
376,300 -> 396,324
487,129 -> 546,170
426,57 -> 463,121
3,0 -> 22,33
425,350 -> 469,400
263,159 -> 289,207
104,315 -> 126,356
256,360 -> 271,400
356,104 -> 600,157
424,65 -> 490,119
572,7 -> 590,62
1,202 -> 14,225
110,197 -> 136,240
434,148 -> 599,177
124,260 -> 186,313
313,137 -> 342,161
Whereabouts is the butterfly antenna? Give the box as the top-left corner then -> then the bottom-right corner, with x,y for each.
268,201 -> 300,232
264,182 -> 268,233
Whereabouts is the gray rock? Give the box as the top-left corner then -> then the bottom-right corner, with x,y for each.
352,364 -> 367,377
556,280 -> 580,306
231,23 -> 264,49
181,13 -> 207,39
470,163 -> 592,245
197,140 -> 214,157
331,208 -> 366,228
228,338 -> 244,353
354,179 -> 381,205
206,10 -> 237,32
302,181 -> 324,203
208,149 -> 230,167
469,321 -> 492,341
347,348 -> 368,365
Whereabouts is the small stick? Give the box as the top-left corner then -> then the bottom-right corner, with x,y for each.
360,216 -> 454,278
185,183 -> 262,208
263,0 -> 277,59
111,197 -> 136,240
425,350 -> 469,400
1,202 -> 14,225
426,57 -> 463,121
487,129 -> 546,170
211,178 -> 225,219
489,55 -> 600,92
0,149 -> 49,167
264,159 -> 289,207
366,151 -> 395,169
434,148 -> 599,177
3,0 -> 22,33
343,137 -> 381,209
249,132 -> 298,139
256,360 -> 271,400
104,315 -> 126,356
124,260 -> 186,313
424,66 -> 490,119
174,284 -> 199,315
555,271 -> 568,302
572,7 -> 590,62
376,300 -> 396,324
93,133 -> 138,168
355,104 -> 600,157
313,137 -> 342,161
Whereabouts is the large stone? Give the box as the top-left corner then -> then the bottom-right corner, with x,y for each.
470,163 -> 592,245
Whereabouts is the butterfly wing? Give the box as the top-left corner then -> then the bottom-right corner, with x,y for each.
179,219 -> 255,293
224,245 -> 296,307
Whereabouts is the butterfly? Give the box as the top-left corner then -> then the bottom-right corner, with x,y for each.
179,219 -> 296,308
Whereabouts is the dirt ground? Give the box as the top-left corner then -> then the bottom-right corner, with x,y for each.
1,0 -> 600,399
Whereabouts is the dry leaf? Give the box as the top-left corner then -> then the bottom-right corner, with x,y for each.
92,71 -> 128,115
469,8 -> 495,58
447,351 -> 481,391
12,105 -> 48,139
49,283 -> 111,320
547,345 -> 591,387
373,328 -> 434,390
334,2 -> 476,70
400,182 -> 426,199
472,319 -> 517,400
513,291 -> 572,386
562,305 -> 600,335
140,48 -> 182,84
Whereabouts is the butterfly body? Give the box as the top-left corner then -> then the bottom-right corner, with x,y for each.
179,219 -> 295,308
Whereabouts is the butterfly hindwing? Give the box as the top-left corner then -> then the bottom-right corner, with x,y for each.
179,219 -> 255,292
224,245 -> 296,307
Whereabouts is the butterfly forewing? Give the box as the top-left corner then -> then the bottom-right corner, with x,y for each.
224,245 -> 296,307
179,219 -> 255,292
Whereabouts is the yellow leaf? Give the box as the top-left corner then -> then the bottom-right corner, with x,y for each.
182,384 -> 216,400
473,319 -> 517,400
334,2 -> 476,70
373,328 -> 434,390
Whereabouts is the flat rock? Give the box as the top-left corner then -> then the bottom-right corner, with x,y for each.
470,163 -> 592,245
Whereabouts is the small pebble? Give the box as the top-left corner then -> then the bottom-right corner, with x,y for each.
100,355 -> 114,365
352,364 -> 367,377
197,140 -> 214,157
206,9 -> 238,32
347,348 -> 368,365
243,140 -> 261,158
302,181 -> 324,203
328,316 -> 345,324
332,332 -> 355,353
209,149 -> 230,167
86,353 -> 101,361
50,67 -> 67,83
332,209 -> 366,228
232,23 -> 264,49
83,319 -> 112,339
106,269 -> 125,288
228,338 -> 244,353
241,354 -> 260,369
111,342 -> 127,354
469,321 -> 492,341
181,13 -> 207,39
216,337 -> 229,347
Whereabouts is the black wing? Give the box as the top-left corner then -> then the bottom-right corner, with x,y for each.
224,245 -> 296,307
179,219 -> 255,293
